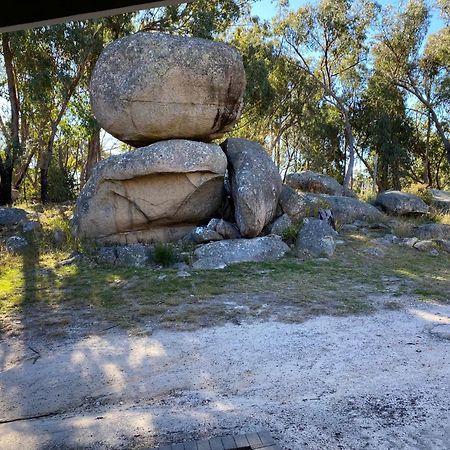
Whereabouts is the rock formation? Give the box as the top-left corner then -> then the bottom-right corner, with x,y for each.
72,140 -> 227,244
222,138 -> 282,237
90,32 -> 246,146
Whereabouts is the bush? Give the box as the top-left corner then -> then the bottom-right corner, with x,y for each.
405,183 -> 433,205
152,242 -> 177,267
281,224 -> 301,244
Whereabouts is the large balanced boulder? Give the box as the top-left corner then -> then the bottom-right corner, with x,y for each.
375,191 -> 429,215
90,32 -> 246,146
193,236 -> 290,269
222,138 -> 282,237
72,140 -> 227,244
286,171 -> 344,195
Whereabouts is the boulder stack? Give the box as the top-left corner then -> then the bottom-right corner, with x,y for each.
73,32 -> 249,244
72,140 -> 227,244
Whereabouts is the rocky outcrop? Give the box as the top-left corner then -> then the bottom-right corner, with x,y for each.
295,218 -> 337,258
222,138 -> 282,237
193,236 -> 290,269
375,191 -> 429,215
429,189 -> 450,213
72,140 -> 227,244
286,171 -> 343,195
90,32 -> 246,146
0,207 -> 27,227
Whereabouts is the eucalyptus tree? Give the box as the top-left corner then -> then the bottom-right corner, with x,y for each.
376,0 -> 450,170
353,72 -> 414,191
275,0 -> 377,189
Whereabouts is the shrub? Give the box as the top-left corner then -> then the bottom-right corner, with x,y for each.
152,242 -> 177,267
405,183 -> 433,205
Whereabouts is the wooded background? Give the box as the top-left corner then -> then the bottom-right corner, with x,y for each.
0,0 -> 449,205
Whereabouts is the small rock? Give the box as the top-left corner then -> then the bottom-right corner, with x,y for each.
295,218 -> 337,258
373,234 -> 399,246
401,237 -> 419,248
413,240 -> 436,252
5,236 -> 28,255
21,220 -> 41,233
176,270 -> 191,278
185,227 -> 223,244
0,207 -> 27,227
53,229 -> 66,245
364,246 -> 386,258
429,249 -> 439,257
215,219 -> 241,240
268,214 -> 293,236
206,218 -> 221,230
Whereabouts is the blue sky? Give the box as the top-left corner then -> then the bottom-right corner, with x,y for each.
251,0 -> 445,34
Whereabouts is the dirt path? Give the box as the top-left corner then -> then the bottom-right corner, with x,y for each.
1,299 -> 450,450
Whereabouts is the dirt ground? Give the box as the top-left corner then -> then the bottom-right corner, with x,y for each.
1,292 -> 450,450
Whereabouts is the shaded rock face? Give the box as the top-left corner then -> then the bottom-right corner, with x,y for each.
222,138 -> 282,237
72,140 -> 227,244
315,194 -> 384,225
296,218 -> 337,258
90,32 -> 246,146
429,189 -> 450,213
375,191 -> 429,215
0,207 -> 27,227
193,236 -> 289,269
286,171 -> 344,195
414,223 -> 450,240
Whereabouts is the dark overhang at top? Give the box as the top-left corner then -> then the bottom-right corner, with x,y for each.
0,0 -> 188,33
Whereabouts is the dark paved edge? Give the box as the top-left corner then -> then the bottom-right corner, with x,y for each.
147,430 -> 281,450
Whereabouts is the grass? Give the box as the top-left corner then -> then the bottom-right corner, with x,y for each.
1,204 -> 449,333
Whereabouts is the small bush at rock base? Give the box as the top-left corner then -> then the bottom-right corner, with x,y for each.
152,243 -> 177,267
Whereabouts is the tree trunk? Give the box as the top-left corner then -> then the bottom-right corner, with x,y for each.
343,117 -> 355,190
0,165 -> 13,205
83,125 -> 101,186
1,33 -> 21,205
40,165 -> 49,205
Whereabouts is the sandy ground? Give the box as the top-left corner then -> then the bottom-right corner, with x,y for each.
1,299 -> 450,450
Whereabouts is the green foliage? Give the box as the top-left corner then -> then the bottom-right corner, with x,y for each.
152,243 -> 178,267
404,183 -> 433,205
281,223 -> 301,244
